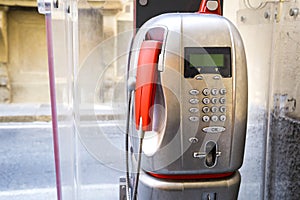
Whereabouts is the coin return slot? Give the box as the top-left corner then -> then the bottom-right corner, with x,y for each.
205,141 -> 220,168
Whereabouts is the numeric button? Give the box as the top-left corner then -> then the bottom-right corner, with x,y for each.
202,98 -> 210,105
202,88 -> 210,96
211,97 -> 218,104
202,106 -> 210,113
219,97 -> 226,104
219,115 -> 226,122
220,88 -> 226,95
220,106 -> 226,113
211,106 -> 218,113
211,115 -> 218,122
202,116 -> 210,122
211,88 -> 218,96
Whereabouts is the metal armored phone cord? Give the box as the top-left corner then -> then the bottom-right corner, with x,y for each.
125,90 -> 133,200
125,78 -> 145,200
132,120 -> 145,200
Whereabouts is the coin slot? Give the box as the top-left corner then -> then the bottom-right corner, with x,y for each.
205,141 -> 218,168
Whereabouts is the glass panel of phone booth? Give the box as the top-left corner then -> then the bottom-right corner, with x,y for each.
50,0 -> 134,199
236,1 -> 300,200
235,3 -> 275,199
74,1 -> 133,199
265,2 -> 300,200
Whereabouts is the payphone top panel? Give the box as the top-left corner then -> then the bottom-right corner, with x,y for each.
135,0 -> 224,28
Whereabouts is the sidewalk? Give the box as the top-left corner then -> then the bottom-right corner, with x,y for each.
0,104 -> 51,122
0,119 -> 122,200
0,103 -> 125,123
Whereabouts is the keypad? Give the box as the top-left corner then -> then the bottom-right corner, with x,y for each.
188,87 -> 227,123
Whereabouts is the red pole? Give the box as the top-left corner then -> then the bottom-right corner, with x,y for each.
45,14 -> 62,200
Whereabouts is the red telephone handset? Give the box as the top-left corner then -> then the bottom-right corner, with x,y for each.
135,40 -> 162,131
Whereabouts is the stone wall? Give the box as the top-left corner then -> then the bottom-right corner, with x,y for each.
8,8 -> 49,103
0,0 -> 127,104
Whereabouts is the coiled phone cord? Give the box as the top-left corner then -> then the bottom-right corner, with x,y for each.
125,88 -> 145,200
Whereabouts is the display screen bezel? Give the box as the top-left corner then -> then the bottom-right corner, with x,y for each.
184,47 -> 232,78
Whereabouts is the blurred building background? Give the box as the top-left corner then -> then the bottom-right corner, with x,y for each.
0,0 -> 132,105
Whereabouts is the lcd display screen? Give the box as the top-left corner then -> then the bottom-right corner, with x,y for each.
189,54 -> 224,67
184,47 -> 231,78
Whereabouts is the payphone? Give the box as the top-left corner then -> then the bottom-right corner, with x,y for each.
123,1 -> 247,199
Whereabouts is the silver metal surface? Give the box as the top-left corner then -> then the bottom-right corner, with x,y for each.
138,171 -> 241,200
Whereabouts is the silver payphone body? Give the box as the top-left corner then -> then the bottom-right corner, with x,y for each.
126,12 -> 247,200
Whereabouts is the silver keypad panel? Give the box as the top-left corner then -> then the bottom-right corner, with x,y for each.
188,88 -> 227,124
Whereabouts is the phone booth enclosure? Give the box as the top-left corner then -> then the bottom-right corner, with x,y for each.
135,0 -> 223,28
48,0 -> 300,199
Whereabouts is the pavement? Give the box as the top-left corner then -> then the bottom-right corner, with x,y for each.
0,103 -> 123,123
0,104 -> 52,122
0,122 -> 124,200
